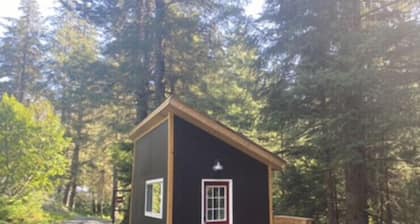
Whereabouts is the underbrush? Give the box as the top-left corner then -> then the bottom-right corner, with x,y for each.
0,193 -> 77,224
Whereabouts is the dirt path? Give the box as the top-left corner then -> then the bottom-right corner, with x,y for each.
62,217 -> 111,224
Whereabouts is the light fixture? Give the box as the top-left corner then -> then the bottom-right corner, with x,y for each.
212,160 -> 223,172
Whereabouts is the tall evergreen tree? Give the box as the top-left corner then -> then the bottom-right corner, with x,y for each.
259,1 -> 420,223
49,11 -> 105,209
60,0 -> 246,122
0,0 -> 44,102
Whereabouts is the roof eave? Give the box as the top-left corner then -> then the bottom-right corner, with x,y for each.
128,97 -> 172,140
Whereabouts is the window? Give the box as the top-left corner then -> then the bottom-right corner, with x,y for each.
145,178 -> 163,219
202,179 -> 232,224
206,185 -> 227,222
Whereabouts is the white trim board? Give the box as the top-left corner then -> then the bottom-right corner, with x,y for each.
201,179 -> 233,224
145,178 -> 164,219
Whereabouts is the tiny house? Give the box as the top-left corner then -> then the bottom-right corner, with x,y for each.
128,97 -> 286,224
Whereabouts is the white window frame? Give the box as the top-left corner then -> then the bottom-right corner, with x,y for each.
201,179 -> 233,224
205,185 -> 227,222
145,178 -> 164,219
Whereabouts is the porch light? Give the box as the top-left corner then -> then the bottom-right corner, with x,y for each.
212,160 -> 223,171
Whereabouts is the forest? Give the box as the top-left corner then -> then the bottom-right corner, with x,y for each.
0,0 -> 419,223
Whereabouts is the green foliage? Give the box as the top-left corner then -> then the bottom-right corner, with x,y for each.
110,142 -> 133,224
0,94 -> 69,223
48,12 -> 112,211
259,0 -> 420,223
42,200 -> 78,221
185,40 -> 261,126
275,160 -> 327,221
111,142 -> 133,187
391,166 -> 420,223
0,192 -> 49,224
181,31 -> 284,150
62,0 -> 248,119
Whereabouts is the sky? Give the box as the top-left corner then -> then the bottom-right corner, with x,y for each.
0,0 -> 57,19
245,0 -> 265,17
0,0 -> 265,20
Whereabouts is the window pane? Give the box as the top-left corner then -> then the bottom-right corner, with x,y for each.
220,188 -> 225,197
214,209 -> 220,220
152,183 -> 162,214
220,198 -> 225,208
207,188 -> 212,197
219,209 -> 225,220
207,209 -> 212,220
214,198 -> 219,208
146,185 -> 153,212
208,198 -> 213,208
214,188 -> 219,197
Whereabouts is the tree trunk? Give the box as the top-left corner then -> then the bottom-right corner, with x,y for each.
136,90 -> 149,122
326,168 -> 339,224
154,0 -> 166,105
61,79 -> 71,207
135,0 -> 151,123
97,202 -> 103,216
98,170 -> 105,216
62,182 -> 71,206
345,161 -> 368,224
68,142 -> 80,210
16,51 -> 27,102
344,1 -> 368,224
92,191 -> 97,215
111,165 -> 118,224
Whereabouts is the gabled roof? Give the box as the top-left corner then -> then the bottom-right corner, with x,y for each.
129,97 -> 286,170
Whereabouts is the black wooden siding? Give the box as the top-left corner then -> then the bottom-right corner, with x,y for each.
131,121 -> 168,224
173,116 -> 269,224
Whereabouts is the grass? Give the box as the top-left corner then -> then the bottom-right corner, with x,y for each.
43,202 -> 79,223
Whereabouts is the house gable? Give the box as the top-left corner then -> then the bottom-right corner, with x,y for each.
129,97 -> 286,170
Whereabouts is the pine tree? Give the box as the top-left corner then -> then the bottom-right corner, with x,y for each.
0,0 -> 44,102
60,0 -> 246,121
259,1 -> 420,223
49,11 -> 105,210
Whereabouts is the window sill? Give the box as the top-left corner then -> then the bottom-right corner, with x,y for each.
145,212 -> 163,219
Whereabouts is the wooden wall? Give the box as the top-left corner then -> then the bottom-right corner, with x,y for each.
173,116 -> 270,224
130,121 -> 168,224
274,216 -> 313,224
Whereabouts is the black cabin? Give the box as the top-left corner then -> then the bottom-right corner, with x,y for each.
128,97 -> 286,224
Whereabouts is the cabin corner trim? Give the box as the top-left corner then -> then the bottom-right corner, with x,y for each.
268,167 -> 274,224
167,112 -> 175,224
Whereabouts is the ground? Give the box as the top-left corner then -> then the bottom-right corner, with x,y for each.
62,217 -> 111,224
